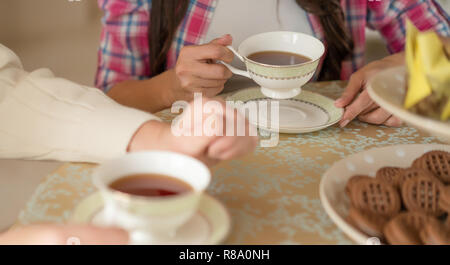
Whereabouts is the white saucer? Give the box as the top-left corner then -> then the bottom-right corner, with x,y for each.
319,144 -> 450,244
227,87 -> 343,134
368,66 -> 450,143
71,192 -> 231,245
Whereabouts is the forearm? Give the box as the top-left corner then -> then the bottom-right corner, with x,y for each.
0,79 -> 157,163
381,52 -> 405,65
107,69 -> 178,113
0,44 -> 158,163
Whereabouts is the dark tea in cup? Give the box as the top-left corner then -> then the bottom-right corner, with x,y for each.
247,51 -> 311,66
109,174 -> 194,197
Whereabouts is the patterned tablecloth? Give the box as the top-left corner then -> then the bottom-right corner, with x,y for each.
16,81 -> 442,244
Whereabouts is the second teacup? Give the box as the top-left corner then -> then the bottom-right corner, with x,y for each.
92,151 -> 211,244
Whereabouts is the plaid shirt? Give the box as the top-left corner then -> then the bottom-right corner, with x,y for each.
96,0 -> 449,91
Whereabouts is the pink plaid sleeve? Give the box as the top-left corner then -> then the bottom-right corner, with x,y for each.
96,0 -> 151,92
367,0 -> 450,53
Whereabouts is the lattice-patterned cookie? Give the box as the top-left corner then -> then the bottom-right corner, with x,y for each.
398,168 -> 439,188
376,167 -> 404,188
350,178 -> 401,217
413,151 -> 450,184
438,186 -> 450,213
401,176 -> 444,216
345,175 -> 372,196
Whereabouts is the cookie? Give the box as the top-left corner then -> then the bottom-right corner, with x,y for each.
438,186 -> 450,213
376,167 -> 403,188
413,151 -> 450,184
350,178 -> 401,217
401,176 -> 445,216
345,175 -> 372,196
383,212 -> 431,245
419,218 -> 450,245
397,168 -> 438,187
348,206 -> 388,238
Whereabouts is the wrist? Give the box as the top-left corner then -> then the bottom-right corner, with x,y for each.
161,69 -> 180,108
127,120 -> 172,152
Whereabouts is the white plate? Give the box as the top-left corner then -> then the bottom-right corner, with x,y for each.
227,87 -> 343,134
71,192 -> 231,245
368,66 -> 450,143
319,144 -> 450,245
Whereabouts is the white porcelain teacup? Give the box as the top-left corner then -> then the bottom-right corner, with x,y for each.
223,31 -> 325,99
92,151 -> 211,244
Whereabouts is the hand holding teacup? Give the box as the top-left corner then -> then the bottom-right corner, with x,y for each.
171,35 -> 234,102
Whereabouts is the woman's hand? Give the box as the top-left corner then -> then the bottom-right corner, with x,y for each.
106,35 -> 234,113
0,225 -> 128,245
170,35 -> 234,102
335,53 -> 405,127
128,98 -> 258,167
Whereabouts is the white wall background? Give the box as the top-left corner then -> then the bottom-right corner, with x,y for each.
0,0 -> 102,86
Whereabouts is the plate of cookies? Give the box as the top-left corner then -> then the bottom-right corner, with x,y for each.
320,144 -> 450,245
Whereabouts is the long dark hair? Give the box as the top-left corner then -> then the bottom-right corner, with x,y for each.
149,0 -> 354,80
149,0 -> 189,75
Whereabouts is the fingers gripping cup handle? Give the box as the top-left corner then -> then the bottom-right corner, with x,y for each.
226,45 -> 244,62
219,46 -> 251,79
221,61 -> 251,79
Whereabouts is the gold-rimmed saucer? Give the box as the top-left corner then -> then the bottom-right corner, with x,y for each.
71,192 -> 231,245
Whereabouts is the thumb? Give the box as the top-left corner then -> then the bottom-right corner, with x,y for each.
335,73 -> 364,108
210,34 -> 233,46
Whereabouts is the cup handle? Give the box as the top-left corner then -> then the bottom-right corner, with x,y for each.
227,45 -> 244,62
218,46 -> 251,79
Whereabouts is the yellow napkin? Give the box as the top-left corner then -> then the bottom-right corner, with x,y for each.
404,20 -> 450,121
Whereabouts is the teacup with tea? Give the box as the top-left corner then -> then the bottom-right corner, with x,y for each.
222,31 -> 325,99
92,151 -> 211,244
